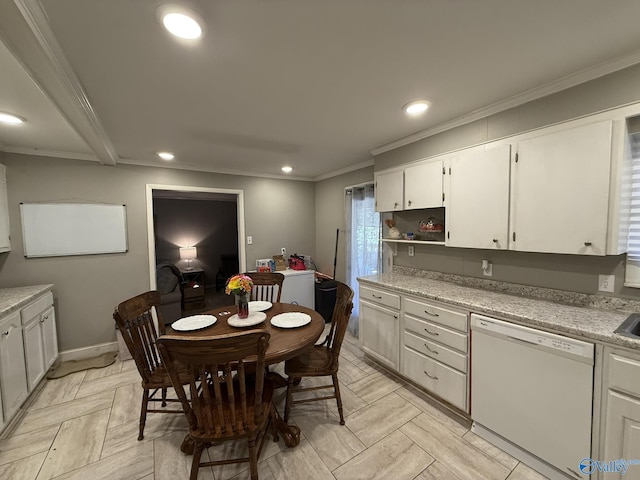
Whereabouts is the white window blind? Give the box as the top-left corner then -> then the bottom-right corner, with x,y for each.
625,131 -> 640,286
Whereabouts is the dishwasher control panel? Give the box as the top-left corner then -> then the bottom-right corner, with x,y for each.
471,314 -> 594,362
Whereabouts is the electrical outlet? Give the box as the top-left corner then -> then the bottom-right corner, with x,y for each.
281,247 -> 286,256
598,274 -> 615,293
408,245 -> 415,256
482,259 -> 493,277
247,236 -> 253,245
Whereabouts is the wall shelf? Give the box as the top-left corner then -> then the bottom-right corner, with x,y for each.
382,238 -> 445,246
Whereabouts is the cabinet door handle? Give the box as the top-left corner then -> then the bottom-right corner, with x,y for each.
407,200 -> 412,206
424,327 -> 439,336
492,238 -> 498,243
423,309 -> 439,317
393,315 -> 398,319
424,343 -> 438,354
423,370 -> 438,380
372,294 -> 382,299
584,241 -> 592,246
2,330 -> 8,336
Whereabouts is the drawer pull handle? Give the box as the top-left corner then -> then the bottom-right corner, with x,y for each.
424,310 -> 439,317
424,343 -> 438,354
423,370 -> 438,380
372,295 -> 382,299
424,328 -> 439,336
2,331 -> 8,336
584,242 -> 592,246
393,315 -> 398,319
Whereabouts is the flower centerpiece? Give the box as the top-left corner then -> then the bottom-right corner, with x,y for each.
225,274 -> 253,319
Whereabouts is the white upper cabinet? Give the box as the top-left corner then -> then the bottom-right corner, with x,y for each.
445,145 -> 511,249
0,164 -> 10,252
375,170 -> 403,212
510,121 -> 612,255
404,160 -> 443,210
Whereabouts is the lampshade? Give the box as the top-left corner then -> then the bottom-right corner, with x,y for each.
179,246 -> 197,260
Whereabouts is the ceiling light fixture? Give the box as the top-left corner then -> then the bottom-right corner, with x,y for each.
281,166 -> 293,173
158,5 -> 203,40
403,100 -> 430,117
157,152 -> 175,160
0,112 -> 25,125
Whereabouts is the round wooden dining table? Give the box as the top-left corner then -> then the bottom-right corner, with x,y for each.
166,302 -> 325,448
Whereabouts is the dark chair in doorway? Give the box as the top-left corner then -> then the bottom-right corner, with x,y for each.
156,263 -> 183,325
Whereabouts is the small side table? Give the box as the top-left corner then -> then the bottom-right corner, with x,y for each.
180,267 -> 205,311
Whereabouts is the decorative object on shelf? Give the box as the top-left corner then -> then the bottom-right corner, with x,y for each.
405,232 -> 414,240
179,246 -> 197,270
384,219 -> 402,239
225,274 -> 254,319
419,217 -> 444,241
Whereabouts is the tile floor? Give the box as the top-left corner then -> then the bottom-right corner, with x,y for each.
0,330 -> 548,480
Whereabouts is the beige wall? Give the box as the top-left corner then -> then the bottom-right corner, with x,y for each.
375,63 -> 640,299
0,154 -> 315,351
314,166 -> 374,283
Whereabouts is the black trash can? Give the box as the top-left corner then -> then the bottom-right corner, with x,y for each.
315,279 -> 337,323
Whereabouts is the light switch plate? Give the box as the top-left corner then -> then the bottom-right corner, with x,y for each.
247,236 -> 253,245
598,274 -> 615,292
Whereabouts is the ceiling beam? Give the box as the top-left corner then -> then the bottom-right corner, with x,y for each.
0,0 -> 118,166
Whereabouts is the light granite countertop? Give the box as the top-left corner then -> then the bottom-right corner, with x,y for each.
358,270 -> 640,350
0,285 -> 54,318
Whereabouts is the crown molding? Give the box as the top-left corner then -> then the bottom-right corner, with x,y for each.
371,49 -> 640,156
313,159 -> 374,182
0,0 -> 119,165
117,158 -> 316,182
1,145 -> 99,162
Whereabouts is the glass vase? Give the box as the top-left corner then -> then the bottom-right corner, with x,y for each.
235,292 -> 250,319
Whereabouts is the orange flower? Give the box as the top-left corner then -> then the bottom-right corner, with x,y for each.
225,274 -> 253,295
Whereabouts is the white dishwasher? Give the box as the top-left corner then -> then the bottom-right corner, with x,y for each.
470,314 -> 594,480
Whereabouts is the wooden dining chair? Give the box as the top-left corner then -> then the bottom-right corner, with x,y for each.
283,281 -> 354,424
157,331 -> 277,480
244,272 -> 285,303
113,291 -> 190,440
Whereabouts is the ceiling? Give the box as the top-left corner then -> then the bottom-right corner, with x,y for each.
2,1 -> 640,181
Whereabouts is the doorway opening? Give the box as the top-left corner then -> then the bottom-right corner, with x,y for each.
145,184 -> 246,320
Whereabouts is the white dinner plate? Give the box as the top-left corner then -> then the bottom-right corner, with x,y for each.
270,312 -> 311,329
249,301 -> 272,312
172,315 -> 217,331
227,311 -> 267,327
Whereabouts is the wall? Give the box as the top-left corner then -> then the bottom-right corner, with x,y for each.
375,63 -> 640,299
314,166 -> 374,283
375,63 -> 640,170
154,198 -> 238,287
0,154 -> 315,351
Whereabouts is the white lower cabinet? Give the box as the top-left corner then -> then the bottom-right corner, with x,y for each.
359,283 -> 469,412
0,289 -> 57,432
22,292 -> 57,391
0,310 -> 29,429
600,348 -> 640,480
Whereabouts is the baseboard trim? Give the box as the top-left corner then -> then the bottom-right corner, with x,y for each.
58,341 -> 119,362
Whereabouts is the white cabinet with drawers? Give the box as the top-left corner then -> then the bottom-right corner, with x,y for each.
0,310 -> 28,431
359,282 -> 470,412
401,296 -> 469,412
22,292 -> 57,391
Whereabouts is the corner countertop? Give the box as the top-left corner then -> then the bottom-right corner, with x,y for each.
358,271 -> 640,350
0,285 -> 54,318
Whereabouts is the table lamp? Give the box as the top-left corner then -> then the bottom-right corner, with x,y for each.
179,246 -> 197,270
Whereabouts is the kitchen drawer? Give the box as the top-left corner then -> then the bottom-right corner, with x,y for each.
404,297 -> 468,332
403,330 -> 467,373
21,292 -> 54,325
608,352 -> 640,398
404,314 -> 468,353
403,346 -> 467,411
360,285 -> 400,310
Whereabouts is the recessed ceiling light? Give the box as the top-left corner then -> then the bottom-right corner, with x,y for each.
157,152 -> 175,160
403,100 -> 430,117
159,5 -> 203,40
0,112 -> 25,125
281,166 -> 293,173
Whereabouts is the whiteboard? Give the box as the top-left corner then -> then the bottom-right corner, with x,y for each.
20,203 -> 128,257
